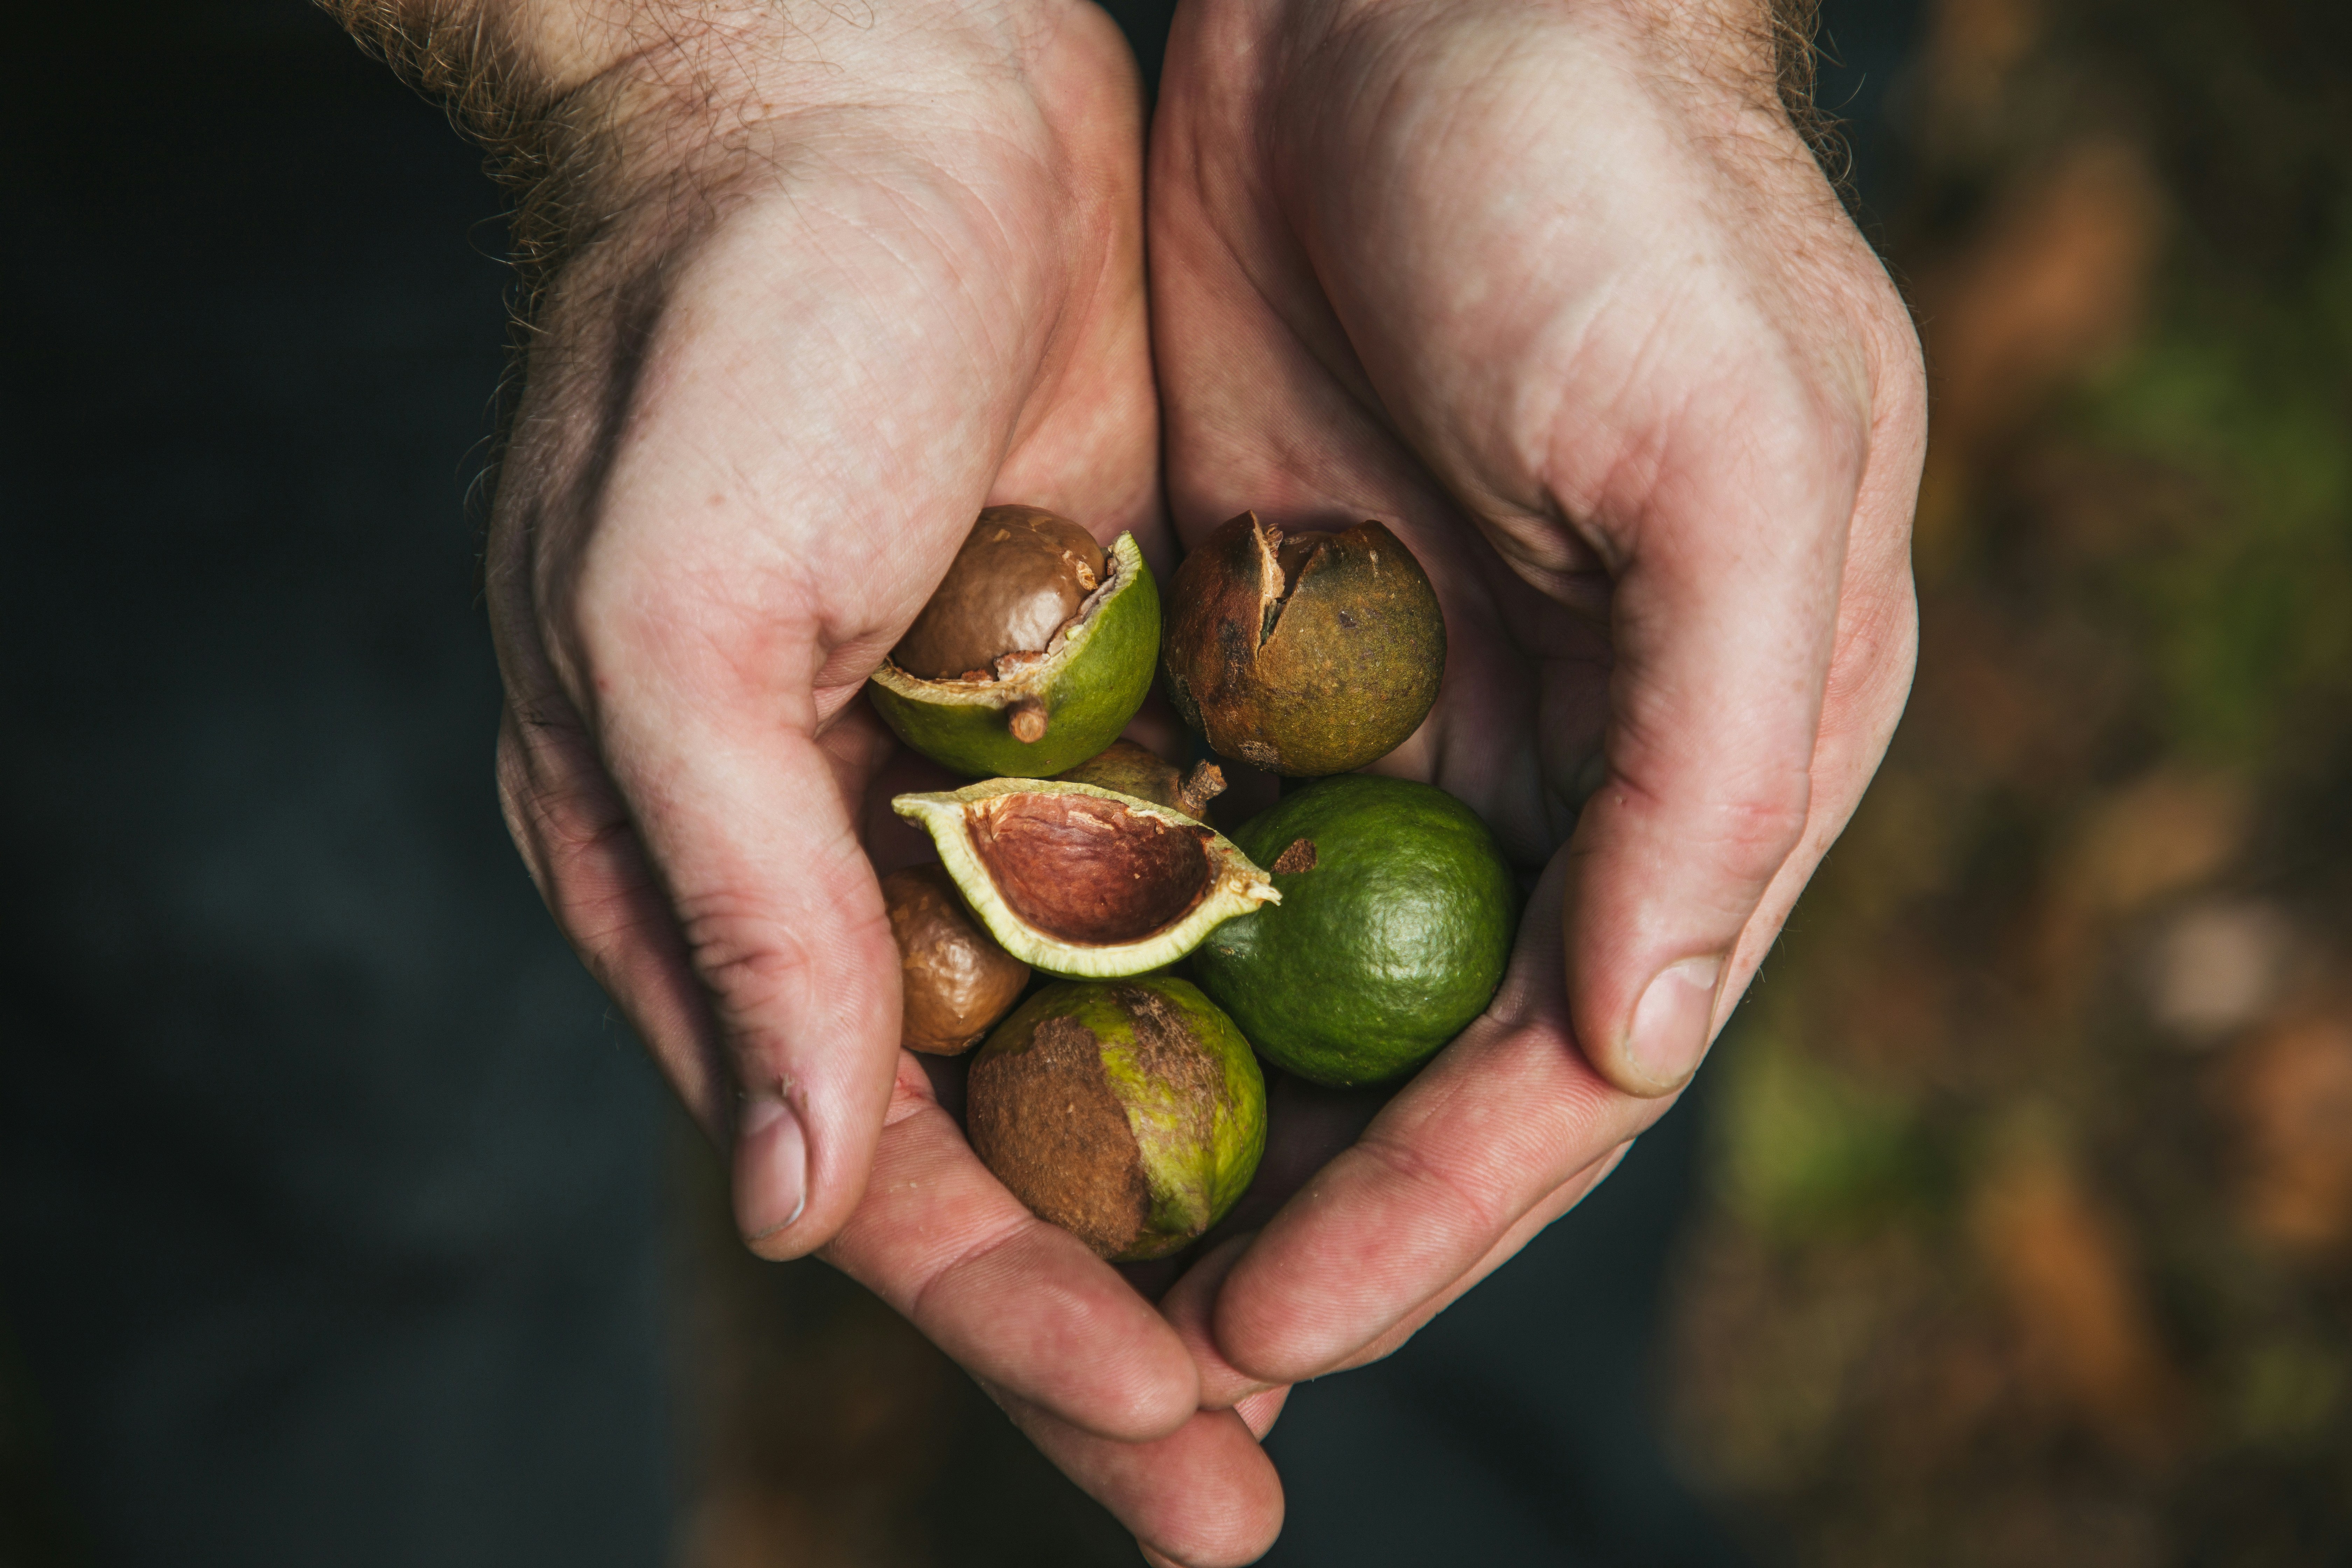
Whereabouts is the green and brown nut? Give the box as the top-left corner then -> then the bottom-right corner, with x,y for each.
868,511 -> 1160,778
1162,511 -> 1446,776
881,863 -> 1030,1055
966,977 -> 1265,1261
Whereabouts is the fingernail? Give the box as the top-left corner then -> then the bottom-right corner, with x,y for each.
1625,955 -> 1725,1092
737,1090 -> 807,1242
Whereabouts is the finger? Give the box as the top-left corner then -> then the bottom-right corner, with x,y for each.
822,1052 -> 1202,1442
1159,1233 -> 1273,1410
1724,352 -> 1926,983
1315,1141 -> 1635,1377
991,1388 -> 1285,1568
538,589 -> 904,1255
496,698 -> 728,1118
1549,336 -> 1876,1098
1155,1075 -> 1398,1408
1233,1384 -> 1291,1439
1212,850 -> 1665,1385
1170,1142 -> 1631,1409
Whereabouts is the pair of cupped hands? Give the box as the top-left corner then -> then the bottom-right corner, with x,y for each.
456,0 -> 1925,1558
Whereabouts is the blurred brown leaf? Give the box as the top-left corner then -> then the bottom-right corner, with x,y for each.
2027,769 -> 2249,1017
2058,769 -> 2248,918
1968,1121 -> 2187,1463
2221,1008 -> 2352,1254
1920,140 -> 2166,462
2141,898 -> 2296,1043
1909,602 -> 2135,796
1924,0 -> 2046,121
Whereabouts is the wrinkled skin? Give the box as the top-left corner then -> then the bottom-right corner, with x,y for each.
451,0 -> 1923,1562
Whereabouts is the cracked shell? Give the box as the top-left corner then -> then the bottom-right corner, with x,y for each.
891,506 -> 1105,681
966,977 -> 1266,1261
1162,511 -> 1445,776
869,528 -> 1160,778
891,778 -> 1278,979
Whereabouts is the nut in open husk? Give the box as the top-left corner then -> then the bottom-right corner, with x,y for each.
869,515 -> 1160,778
882,863 -> 1030,1055
1162,511 -> 1445,776
966,977 -> 1265,1261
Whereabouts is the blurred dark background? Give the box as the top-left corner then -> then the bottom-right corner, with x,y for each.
5,0 -> 2348,1564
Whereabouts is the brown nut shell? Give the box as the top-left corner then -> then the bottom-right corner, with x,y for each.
1054,738 -> 1226,820
882,863 -> 1031,1055
1162,512 -> 1445,776
891,506 -> 1107,681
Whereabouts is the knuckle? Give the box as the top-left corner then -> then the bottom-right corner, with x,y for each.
553,536 -> 815,718
1601,749 -> 1813,893
675,895 -> 812,1025
1352,1132 -> 1510,1245
903,1212 -> 1034,1329
1709,771 -> 1815,882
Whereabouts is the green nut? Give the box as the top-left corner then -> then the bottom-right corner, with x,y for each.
1193,774 -> 1519,1086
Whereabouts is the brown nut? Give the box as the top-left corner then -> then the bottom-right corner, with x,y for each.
1162,511 -> 1446,776
1054,738 -> 1226,820
882,863 -> 1031,1055
890,505 -> 1107,681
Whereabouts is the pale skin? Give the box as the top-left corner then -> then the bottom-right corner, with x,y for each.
330,0 -> 1924,1561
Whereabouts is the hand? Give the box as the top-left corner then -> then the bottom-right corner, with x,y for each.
363,0 -> 1280,1555
1136,0 -> 1928,1510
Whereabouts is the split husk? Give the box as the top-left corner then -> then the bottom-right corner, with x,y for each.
1162,511 -> 1445,776
892,778 -> 1276,978
869,530 -> 1160,778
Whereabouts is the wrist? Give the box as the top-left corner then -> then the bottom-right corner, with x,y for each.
322,0 -> 1080,105
322,0 -> 1128,275
1254,0 -> 1800,118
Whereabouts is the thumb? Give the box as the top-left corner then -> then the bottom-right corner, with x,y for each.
497,623 -> 904,1256
1563,397 -> 1861,1096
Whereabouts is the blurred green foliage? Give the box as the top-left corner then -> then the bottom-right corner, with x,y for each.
1670,2 -> 2352,1562
2082,238 -> 2352,761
